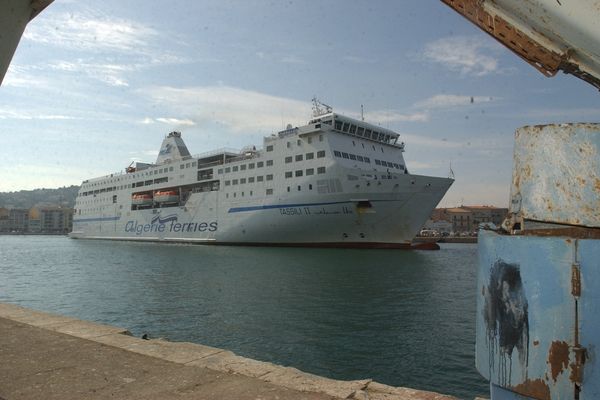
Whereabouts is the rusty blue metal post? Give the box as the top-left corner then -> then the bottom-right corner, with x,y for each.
476,123 -> 600,399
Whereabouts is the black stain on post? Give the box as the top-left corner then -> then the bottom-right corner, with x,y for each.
484,260 -> 529,384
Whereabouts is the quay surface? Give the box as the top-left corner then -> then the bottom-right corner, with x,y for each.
0,303 -> 456,400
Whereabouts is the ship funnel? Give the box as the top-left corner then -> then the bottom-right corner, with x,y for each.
155,131 -> 191,164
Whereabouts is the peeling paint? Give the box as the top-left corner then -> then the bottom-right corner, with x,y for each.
548,340 -> 570,382
510,378 -> 551,400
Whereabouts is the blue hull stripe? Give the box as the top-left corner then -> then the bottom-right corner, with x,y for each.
73,216 -> 120,223
228,200 -> 359,213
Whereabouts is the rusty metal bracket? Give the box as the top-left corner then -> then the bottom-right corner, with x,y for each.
441,0 -> 600,90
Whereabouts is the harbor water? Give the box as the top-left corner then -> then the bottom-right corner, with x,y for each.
0,236 -> 487,399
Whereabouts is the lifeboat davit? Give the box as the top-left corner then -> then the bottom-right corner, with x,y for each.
154,190 -> 179,203
132,193 -> 153,206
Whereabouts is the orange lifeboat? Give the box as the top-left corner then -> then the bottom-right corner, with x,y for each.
154,190 -> 179,203
132,193 -> 153,206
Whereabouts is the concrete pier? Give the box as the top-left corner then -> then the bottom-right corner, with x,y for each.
0,303 -> 455,400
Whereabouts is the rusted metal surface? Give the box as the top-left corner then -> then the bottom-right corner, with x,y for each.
507,123 -> 600,229
441,0 -> 600,90
510,379 -> 550,400
548,341 -> 570,382
477,231 -> 599,399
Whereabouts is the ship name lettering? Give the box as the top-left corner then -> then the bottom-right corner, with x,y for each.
125,220 -> 217,235
280,207 -> 302,215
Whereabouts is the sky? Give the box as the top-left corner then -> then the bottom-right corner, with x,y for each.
2,0 -> 599,207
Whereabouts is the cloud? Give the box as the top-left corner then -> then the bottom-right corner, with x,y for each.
415,94 -> 496,109
155,118 -> 196,126
0,108 -> 79,120
139,117 -> 195,126
0,164 -> 86,192
48,60 -> 133,86
23,10 -> 158,54
423,36 -> 500,76
280,55 -> 305,64
401,133 -> 463,149
3,65 -> 51,88
342,55 -> 377,64
140,85 -> 311,133
364,110 -> 429,123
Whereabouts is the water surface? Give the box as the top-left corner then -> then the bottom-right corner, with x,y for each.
0,236 -> 487,399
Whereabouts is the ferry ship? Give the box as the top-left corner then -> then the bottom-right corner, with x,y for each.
71,102 -> 453,248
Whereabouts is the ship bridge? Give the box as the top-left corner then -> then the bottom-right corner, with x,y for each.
307,112 -> 404,149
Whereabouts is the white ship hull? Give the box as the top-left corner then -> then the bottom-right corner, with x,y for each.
71,110 -> 453,248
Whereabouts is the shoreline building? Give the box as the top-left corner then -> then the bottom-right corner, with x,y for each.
428,205 -> 508,233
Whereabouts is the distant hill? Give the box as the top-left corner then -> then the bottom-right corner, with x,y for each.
0,186 -> 80,209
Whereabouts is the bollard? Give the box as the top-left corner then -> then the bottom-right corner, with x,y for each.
476,123 -> 600,400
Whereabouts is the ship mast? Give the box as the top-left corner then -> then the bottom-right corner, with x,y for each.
311,97 -> 332,117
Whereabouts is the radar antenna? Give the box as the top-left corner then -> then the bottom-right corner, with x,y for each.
311,97 -> 332,117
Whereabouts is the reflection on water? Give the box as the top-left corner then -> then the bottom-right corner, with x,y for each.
0,236 -> 487,399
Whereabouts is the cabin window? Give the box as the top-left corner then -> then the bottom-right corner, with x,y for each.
192,161 -> 197,167
287,186 -> 290,192
319,134 -> 323,142
180,164 -> 185,169
295,154 -> 303,162
266,160 -> 273,166
342,122 -> 350,132
225,167 -> 231,173
249,163 -> 255,169
248,177 -> 255,183
365,129 -> 372,139
240,164 -> 246,170
287,142 -> 291,148
349,154 -> 357,160
233,166 -> 239,172
266,174 -> 273,181
357,155 -> 364,162
232,179 -> 238,185
285,171 -> 293,178
266,145 -> 273,152
169,167 -> 174,171
335,120 -> 343,130
317,166 -> 326,174
285,156 -> 292,164
257,176 -> 264,182
307,136 -> 312,144
297,139 -> 301,146
257,161 -> 264,168
218,169 -> 223,174
266,189 -> 273,195
350,125 -> 357,134
333,151 -> 341,157
375,159 -> 381,165
309,184 -> 313,190
225,180 -> 231,186
295,170 -> 303,177
297,186 -> 301,191
357,127 -> 364,136
317,150 -> 326,158
342,152 -> 349,159
306,168 -> 314,175
306,152 -> 314,160
240,178 -> 246,184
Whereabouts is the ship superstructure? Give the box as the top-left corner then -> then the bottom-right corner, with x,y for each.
71,105 -> 453,248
